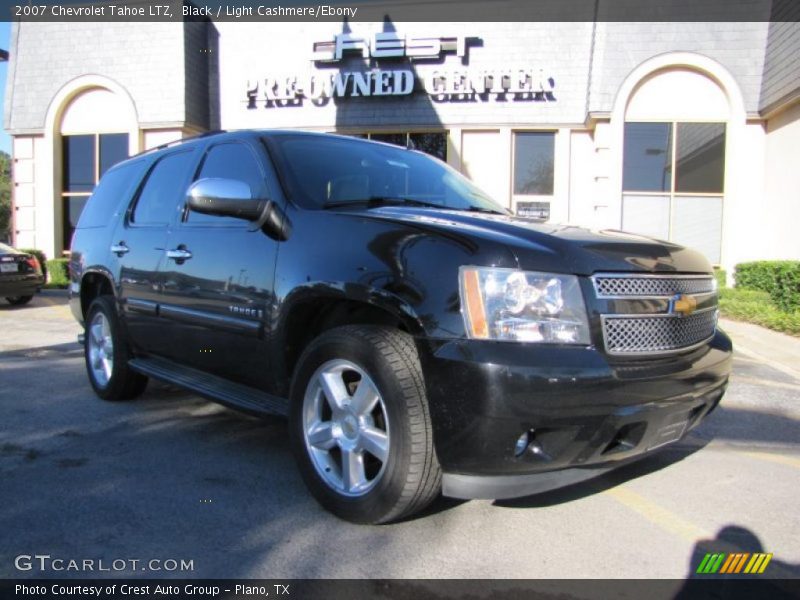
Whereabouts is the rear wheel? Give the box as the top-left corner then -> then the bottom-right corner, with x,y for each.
5,295 -> 33,306
289,325 -> 441,524
84,296 -> 148,401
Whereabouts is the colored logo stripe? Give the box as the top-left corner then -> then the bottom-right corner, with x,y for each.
696,553 -> 726,574
745,553 -> 773,574
697,552 -> 773,574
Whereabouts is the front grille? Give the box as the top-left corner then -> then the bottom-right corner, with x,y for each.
593,273 -> 718,356
593,275 -> 715,298
602,308 -> 718,355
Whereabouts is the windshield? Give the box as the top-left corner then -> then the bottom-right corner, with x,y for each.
265,134 -> 509,214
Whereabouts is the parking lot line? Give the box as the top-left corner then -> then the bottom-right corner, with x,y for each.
605,486 -> 712,543
736,450 -> 800,470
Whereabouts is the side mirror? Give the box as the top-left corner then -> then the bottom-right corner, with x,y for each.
187,178 -> 267,221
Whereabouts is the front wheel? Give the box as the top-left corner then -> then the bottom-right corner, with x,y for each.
84,296 -> 148,401
289,325 -> 441,524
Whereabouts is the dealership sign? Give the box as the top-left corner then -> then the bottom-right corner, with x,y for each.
245,31 -> 555,108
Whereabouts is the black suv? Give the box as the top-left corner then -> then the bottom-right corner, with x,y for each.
69,131 -> 732,523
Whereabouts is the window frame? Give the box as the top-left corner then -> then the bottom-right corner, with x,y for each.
510,130 -> 557,219
622,119 -> 726,243
127,148 -> 198,229
61,132 -> 130,252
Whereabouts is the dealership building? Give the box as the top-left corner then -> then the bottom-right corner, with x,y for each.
4,4 -> 799,277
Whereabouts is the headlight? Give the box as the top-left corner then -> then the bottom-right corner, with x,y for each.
459,267 -> 590,344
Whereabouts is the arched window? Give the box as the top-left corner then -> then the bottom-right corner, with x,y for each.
57,86 -> 134,251
621,67 -> 730,264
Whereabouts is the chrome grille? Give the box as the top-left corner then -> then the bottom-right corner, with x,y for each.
593,275 -> 715,298
602,309 -> 718,355
594,273 -> 718,356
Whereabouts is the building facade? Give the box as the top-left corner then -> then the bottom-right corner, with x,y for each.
4,7 -> 800,278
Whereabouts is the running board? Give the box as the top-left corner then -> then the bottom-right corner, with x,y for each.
129,357 -> 289,418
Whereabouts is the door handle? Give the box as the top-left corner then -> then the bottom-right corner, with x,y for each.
110,243 -> 129,256
166,248 -> 192,261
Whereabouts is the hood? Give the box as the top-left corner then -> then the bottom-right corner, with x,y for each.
338,206 -> 713,276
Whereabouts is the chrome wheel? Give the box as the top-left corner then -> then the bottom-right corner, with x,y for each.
302,359 -> 390,497
87,311 -> 114,387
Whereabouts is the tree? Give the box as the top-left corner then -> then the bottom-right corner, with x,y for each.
0,150 -> 11,243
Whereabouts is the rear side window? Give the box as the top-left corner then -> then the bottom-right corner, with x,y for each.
76,161 -> 145,229
132,151 -> 195,225
186,142 -> 265,225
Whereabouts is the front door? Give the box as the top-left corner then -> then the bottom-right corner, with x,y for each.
158,139 -> 282,391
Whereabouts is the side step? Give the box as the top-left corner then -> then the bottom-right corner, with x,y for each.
129,356 -> 289,418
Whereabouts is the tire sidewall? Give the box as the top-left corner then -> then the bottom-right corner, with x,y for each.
85,296 -> 128,400
289,327 -> 414,523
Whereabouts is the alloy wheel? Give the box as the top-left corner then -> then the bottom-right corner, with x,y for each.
302,359 -> 390,497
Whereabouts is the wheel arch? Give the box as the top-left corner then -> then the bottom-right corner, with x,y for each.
274,284 -> 427,396
79,268 -> 117,319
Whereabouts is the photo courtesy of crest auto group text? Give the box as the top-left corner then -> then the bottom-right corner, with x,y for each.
1,0 -> 799,596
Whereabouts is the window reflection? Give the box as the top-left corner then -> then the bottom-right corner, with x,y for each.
513,132 -> 555,195
675,123 -> 725,193
623,123 -> 672,192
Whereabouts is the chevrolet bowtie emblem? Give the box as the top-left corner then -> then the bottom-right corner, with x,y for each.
669,293 -> 697,316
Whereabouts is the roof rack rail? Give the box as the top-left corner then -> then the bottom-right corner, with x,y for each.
129,130 -> 227,159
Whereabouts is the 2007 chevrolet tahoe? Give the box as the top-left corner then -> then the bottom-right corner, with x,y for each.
69,131 -> 732,523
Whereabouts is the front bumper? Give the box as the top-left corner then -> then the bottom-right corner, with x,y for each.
419,330 -> 732,499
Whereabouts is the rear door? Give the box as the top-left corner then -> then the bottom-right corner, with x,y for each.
157,138 -> 282,390
114,149 -> 198,356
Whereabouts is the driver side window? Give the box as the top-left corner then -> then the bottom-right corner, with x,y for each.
186,142 -> 265,225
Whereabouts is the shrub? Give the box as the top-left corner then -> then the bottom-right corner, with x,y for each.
719,287 -> 800,337
18,247 -> 48,279
45,258 -> 70,288
734,261 -> 800,312
713,268 -> 726,289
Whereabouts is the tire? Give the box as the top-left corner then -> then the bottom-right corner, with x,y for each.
6,295 -> 33,306
84,295 -> 148,401
289,325 -> 441,524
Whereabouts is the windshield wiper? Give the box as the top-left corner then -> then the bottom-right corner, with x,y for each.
463,206 -> 507,215
323,196 -> 447,210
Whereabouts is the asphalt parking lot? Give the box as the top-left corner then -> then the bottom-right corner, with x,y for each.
1,291 -> 798,581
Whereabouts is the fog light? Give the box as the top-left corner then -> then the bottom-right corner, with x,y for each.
514,431 -> 531,457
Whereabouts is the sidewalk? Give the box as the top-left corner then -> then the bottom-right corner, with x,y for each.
720,318 -> 800,381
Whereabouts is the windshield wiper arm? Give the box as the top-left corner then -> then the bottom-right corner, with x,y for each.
463,206 -> 507,215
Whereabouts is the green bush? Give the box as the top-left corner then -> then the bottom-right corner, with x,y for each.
45,258 -> 70,288
18,248 -> 48,279
734,261 -> 800,312
713,268 -> 727,289
719,287 -> 800,336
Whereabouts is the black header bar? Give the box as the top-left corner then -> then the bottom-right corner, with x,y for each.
0,0 -> 798,23
2,579 -> 800,600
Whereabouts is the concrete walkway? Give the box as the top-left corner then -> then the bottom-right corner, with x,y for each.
720,318 -> 800,381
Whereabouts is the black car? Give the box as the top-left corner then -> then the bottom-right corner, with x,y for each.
0,242 -> 45,306
69,131 -> 732,523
